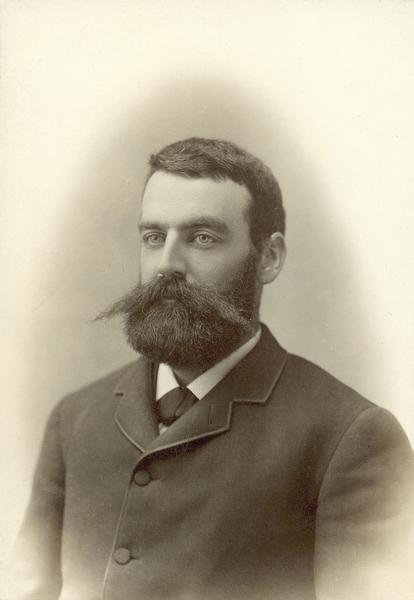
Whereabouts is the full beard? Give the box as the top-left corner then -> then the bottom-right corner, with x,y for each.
97,255 -> 259,368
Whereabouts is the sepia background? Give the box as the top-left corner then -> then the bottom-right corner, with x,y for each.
1,0 -> 413,577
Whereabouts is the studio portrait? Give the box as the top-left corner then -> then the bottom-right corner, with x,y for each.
1,3 -> 413,600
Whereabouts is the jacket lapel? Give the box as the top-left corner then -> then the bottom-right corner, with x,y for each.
232,324 -> 287,404
114,325 -> 287,457
114,357 -> 159,452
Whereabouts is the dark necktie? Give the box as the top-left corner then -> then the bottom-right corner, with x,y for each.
157,386 -> 197,426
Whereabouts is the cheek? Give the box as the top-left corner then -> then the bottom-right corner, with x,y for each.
189,253 -> 250,289
187,256 -> 225,281
139,253 -> 158,284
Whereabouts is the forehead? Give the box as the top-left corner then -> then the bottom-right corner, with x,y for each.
141,172 -> 251,228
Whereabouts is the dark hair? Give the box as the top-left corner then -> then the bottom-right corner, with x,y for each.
146,137 -> 285,250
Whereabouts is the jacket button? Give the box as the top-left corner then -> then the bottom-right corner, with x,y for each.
134,469 -> 151,486
113,547 -> 131,565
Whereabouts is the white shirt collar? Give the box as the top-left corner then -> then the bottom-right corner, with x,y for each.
156,327 -> 262,401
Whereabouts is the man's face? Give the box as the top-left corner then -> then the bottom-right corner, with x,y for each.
139,171 -> 254,291
100,172 -> 261,368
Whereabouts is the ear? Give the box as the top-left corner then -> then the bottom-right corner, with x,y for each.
257,232 -> 286,285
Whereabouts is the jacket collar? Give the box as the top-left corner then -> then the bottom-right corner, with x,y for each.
114,324 -> 287,459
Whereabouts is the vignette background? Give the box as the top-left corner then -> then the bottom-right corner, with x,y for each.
1,0 -> 413,577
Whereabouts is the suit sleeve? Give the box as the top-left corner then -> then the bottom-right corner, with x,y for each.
314,406 -> 414,600
5,402 -> 66,600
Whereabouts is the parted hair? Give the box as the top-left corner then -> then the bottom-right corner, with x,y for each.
146,137 -> 285,250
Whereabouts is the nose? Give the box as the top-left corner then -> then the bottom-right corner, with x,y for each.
157,233 -> 186,278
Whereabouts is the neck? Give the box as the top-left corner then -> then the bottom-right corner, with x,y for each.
170,322 -> 259,386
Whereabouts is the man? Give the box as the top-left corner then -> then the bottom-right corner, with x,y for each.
9,138 -> 413,600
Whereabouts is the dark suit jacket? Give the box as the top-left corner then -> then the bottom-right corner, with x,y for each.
9,326 -> 413,600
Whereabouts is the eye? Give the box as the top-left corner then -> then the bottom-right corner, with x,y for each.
192,232 -> 216,246
143,232 -> 165,247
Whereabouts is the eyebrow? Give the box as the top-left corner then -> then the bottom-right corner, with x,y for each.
138,217 -> 230,235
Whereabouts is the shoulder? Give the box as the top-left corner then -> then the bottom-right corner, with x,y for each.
267,351 -> 413,507
64,360 -> 140,402
281,352 -> 373,410
257,325 -> 374,421
253,326 -> 403,439
49,359 -> 144,430
271,350 -> 411,454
